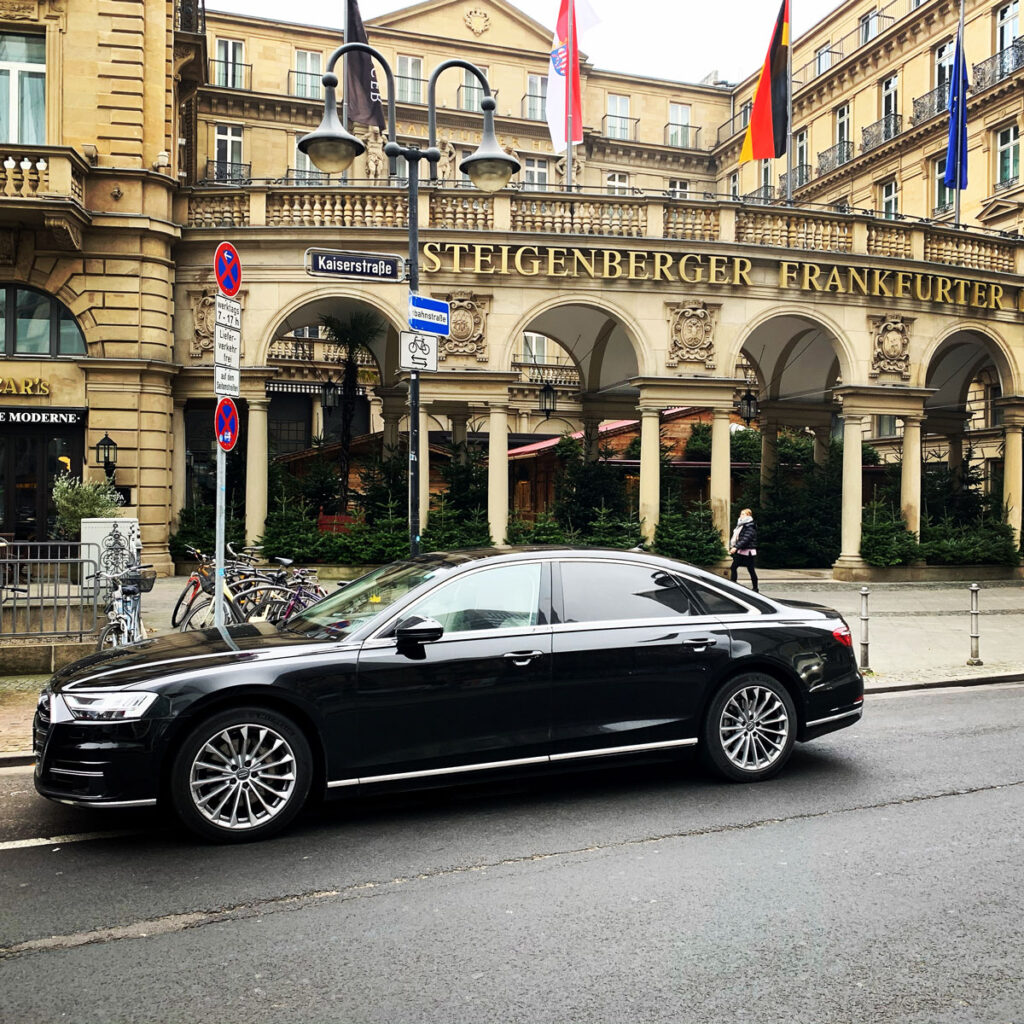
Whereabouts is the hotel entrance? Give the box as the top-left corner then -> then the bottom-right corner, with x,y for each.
0,409 -> 85,540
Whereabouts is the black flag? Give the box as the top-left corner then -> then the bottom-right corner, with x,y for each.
345,0 -> 385,129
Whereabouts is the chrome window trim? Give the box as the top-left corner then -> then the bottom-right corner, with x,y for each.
327,737 -> 698,788
551,615 -> 722,634
805,706 -> 863,728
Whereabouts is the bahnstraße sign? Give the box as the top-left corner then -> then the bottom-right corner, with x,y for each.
305,248 -> 404,282
420,242 -> 1024,313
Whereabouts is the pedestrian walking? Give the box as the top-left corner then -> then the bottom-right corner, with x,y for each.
729,507 -> 759,591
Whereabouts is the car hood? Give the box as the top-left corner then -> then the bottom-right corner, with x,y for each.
50,623 -> 347,692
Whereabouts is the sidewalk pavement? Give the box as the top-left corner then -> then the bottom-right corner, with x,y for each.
2,571 -> 1022,762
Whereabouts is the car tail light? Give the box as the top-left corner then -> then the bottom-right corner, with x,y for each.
832,625 -> 852,648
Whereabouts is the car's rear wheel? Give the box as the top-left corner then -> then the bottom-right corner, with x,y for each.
702,673 -> 796,782
170,706 -> 312,842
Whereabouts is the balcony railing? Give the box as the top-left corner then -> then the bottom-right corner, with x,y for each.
932,201 -> 954,218
973,39 -> 1024,92
512,355 -> 581,386
994,175 -> 1019,192
521,93 -> 546,120
284,167 -> 336,186
912,83 -> 948,125
175,0 -> 205,33
204,160 -> 251,184
289,70 -> 322,100
862,113 -> 903,153
603,114 -> 639,141
817,140 -> 854,175
457,84 -> 496,110
664,123 -> 699,148
396,76 -> 426,104
717,109 -> 750,145
210,59 -> 251,90
779,163 -> 812,192
742,185 -> 776,205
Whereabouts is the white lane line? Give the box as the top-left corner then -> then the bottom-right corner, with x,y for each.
0,831 -> 140,851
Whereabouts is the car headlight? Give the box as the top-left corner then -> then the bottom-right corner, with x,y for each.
62,691 -> 159,722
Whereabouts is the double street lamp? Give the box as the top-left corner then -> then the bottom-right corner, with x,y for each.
299,43 -> 520,555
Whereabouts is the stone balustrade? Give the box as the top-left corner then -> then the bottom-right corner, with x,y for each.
185,185 -> 1024,276
0,148 -> 87,203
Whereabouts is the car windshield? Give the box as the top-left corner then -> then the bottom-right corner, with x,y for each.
285,560 -> 445,640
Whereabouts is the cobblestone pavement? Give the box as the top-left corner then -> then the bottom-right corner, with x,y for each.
2,571 -> 1022,756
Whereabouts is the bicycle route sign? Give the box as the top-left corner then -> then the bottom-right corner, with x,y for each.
214,241 -> 242,297
215,396 -> 240,452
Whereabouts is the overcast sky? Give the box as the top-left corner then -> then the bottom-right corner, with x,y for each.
207,0 -> 844,85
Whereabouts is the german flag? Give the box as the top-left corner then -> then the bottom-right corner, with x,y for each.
739,0 -> 790,163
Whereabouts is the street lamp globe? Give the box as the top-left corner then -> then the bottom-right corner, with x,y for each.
297,74 -> 365,174
458,96 -> 520,192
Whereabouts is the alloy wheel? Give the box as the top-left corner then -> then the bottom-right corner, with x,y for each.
718,684 -> 790,772
188,723 -> 298,831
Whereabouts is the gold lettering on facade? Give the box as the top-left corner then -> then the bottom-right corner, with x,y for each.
603,250 -> 622,278
514,246 -> 541,275
652,252 -> 673,281
779,262 -> 800,288
422,242 -> 442,272
628,251 -> 649,280
0,377 -> 49,395
547,248 -> 569,277
573,250 -> 597,278
733,258 -> 753,286
680,254 -> 704,283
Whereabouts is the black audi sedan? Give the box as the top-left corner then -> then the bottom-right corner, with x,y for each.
34,548 -> 863,841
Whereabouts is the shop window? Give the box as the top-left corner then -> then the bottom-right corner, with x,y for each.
0,32 -> 45,145
0,284 -> 86,357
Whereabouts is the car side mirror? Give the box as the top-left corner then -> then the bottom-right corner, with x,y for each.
395,615 -> 444,646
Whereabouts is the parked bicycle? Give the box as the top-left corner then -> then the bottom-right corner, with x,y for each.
92,562 -> 156,650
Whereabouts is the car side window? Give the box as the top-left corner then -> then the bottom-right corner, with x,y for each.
403,562 -> 543,634
686,580 -> 750,616
560,561 -> 695,623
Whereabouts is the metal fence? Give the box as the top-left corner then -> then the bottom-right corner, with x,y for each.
0,541 -> 100,639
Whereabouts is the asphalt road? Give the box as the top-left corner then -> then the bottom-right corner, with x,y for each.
1,683 -> 1023,1024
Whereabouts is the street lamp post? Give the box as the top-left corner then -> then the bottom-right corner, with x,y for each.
299,43 -> 520,556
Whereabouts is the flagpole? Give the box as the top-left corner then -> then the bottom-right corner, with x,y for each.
954,0 -> 965,226
786,0 -> 793,203
566,0 -> 575,190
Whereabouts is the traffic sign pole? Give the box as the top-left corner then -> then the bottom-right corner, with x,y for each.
407,160 -> 421,557
215,444 -> 226,630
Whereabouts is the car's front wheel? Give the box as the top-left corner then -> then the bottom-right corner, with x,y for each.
170,706 -> 313,842
702,673 -> 796,782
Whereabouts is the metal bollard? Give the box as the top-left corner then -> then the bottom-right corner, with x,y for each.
859,586 -> 870,672
967,582 -> 983,666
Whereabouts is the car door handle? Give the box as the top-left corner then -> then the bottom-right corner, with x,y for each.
503,650 -> 544,666
681,637 -> 718,649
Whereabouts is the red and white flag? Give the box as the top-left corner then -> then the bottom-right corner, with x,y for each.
546,0 -> 584,153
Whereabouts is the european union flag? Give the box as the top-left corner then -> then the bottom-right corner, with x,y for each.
944,25 -> 969,189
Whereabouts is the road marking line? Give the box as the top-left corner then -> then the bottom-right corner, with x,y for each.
0,831 -> 140,852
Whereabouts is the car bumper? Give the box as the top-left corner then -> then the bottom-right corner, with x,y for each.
799,664 -> 864,742
33,710 -> 167,807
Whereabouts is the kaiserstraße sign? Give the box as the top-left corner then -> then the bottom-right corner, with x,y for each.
305,248 -> 404,282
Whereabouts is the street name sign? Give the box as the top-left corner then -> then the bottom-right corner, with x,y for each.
399,331 -> 439,373
305,248 -> 404,282
408,293 -> 450,336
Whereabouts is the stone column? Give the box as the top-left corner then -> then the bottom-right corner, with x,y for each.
638,406 -> 661,545
450,413 -> 469,461
759,413 -> 778,499
487,404 -> 509,545
245,397 -> 270,546
419,405 -> 430,531
812,425 -> 831,467
311,396 -> 324,440
710,408 -> 732,543
947,431 -> 964,492
170,399 -> 186,531
837,414 -> 865,563
382,413 -> 400,452
583,417 -> 602,462
900,415 -> 923,537
1003,423 -> 1023,544
368,395 -> 383,435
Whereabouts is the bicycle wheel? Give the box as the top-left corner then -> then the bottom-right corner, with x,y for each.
231,584 -> 293,624
179,597 -> 216,632
97,623 -> 124,651
171,577 -> 202,628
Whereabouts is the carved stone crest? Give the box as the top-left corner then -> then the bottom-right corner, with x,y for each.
464,7 -> 491,36
191,291 -> 217,358
868,313 -> 912,380
0,1 -> 38,19
667,301 -> 717,369
439,291 -> 488,362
